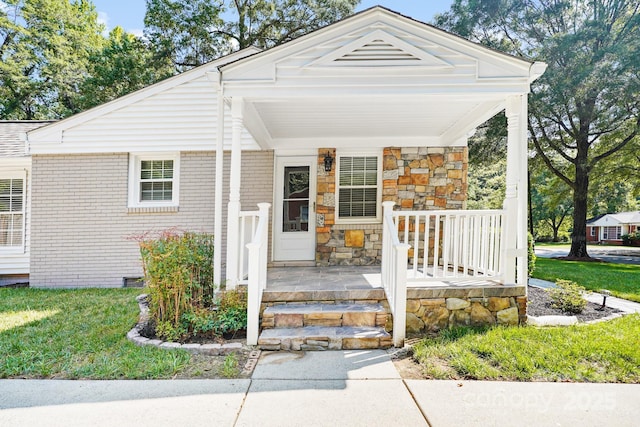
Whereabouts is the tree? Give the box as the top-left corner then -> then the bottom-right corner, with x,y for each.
0,0 -> 105,119
436,0 -> 640,259
144,0 -> 359,71
78,27 -> 171,111
530,162 -> 573,241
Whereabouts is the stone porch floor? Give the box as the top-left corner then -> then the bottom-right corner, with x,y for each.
265,265 -> 517,295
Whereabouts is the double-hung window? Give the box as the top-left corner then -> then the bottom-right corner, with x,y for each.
0,174 -> 25,249
128,153 -> 180,208
602,226 -> 621,240
336,153 -> 381,223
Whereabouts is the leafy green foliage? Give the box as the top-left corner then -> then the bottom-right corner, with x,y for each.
0,0 -> 106,119
78,26 -> 171,111
144,0 -> 359,70
527,232 -> 536,276
137,230 -> 215,341
437,0 -> 640,258
548,280 -> 588,314
621,231 -> 640,246
212,289 -> 248,337
412,316 -> 640,382
220,353 -> 239,378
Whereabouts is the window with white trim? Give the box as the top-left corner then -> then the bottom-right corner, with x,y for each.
590,227 -> 596,237
0,176 -> 25,248
602,226 -> 621,240
336,153 -> 381,222
128,153 -> 180,207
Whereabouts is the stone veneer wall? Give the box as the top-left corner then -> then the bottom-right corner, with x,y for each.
259,286 -> 527,335
315,147 -> 468,266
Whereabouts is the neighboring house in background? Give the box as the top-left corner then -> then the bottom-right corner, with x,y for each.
8,7 -> 545,346
587,211 -> 640,244
0,121 -> 53,285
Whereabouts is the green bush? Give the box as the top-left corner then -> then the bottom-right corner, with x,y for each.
622,231 -> 640,246
528,232 -> 536,276
548,280 -> 588,314
212,289 -> 248,337
138,230 -> 215,341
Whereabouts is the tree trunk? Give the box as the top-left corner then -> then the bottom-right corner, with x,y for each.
568,154 -> 590,258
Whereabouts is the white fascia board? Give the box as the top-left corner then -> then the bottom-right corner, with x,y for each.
269,135 -> 447,149
27,47 -> 261,143
222,81 -> 532,98
29,140 -> 261,155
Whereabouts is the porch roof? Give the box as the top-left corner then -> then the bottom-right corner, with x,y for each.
220,6 -> 546,150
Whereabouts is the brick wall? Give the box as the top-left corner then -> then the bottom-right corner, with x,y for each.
315,146 -> 468,266
30,151 -> 273,288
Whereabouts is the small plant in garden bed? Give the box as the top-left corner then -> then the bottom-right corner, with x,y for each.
548,279 -> 588,314
135,229 -> 247,343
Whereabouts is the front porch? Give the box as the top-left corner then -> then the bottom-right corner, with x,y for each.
255,265 -> 526,351
208,8 -> 545,348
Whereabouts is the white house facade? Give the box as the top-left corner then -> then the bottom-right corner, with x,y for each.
18,7 -> 545,346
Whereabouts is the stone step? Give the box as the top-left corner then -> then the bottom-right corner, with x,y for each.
261,303 -> 388,329
258,326 -> 392,351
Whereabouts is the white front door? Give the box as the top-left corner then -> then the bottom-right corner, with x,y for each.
273,156 -> 316,261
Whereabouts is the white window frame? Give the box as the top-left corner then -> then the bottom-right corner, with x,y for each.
0,170 -> 27,253
128,152 -> 180,208
335,150 -> 383,224
602,226 -> 621,240
590,227 -> 596,237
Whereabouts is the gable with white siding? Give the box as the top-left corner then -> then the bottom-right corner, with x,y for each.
27,49 -> 261,155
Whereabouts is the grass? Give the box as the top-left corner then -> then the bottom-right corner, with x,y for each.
0,288 -> 194,379
532,258 -> 640,302
413,315 -> 640,383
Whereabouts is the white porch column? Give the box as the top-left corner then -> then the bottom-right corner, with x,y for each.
213,84 -> 224,287
504,95 -> 528,285
225,97 -> 243,289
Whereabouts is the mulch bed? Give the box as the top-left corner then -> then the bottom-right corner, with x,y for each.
527,285 -> 622,322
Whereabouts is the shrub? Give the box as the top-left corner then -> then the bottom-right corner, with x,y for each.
212,289 -> 248,337
548,280 -> 588,314
622,231 -> 640,246
137,230 -> 215,341
528,232 -> 536,276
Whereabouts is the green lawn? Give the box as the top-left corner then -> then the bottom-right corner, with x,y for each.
0,288 -> 193,379
413,315 -> 640,383
532,258 -> 640,302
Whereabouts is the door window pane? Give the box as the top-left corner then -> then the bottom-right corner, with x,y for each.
283,166 -> 310,232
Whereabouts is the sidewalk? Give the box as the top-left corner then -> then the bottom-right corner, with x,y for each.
1,350 -> 639,427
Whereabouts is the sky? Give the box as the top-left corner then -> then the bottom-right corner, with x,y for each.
92,1 -> 455,38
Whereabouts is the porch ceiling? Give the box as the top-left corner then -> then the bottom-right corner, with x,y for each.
242,94 -> 506,149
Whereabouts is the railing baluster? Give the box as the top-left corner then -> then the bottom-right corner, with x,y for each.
433,214 -> 441,278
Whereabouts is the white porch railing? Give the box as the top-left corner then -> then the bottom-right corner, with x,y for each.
381,202 -> 410,348
238,203 -> 270,346
381,201 -> 507,347
394,208 -> 506,282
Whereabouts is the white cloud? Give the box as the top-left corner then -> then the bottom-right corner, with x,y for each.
128,28 -> 144,39
97,11 -> 110,36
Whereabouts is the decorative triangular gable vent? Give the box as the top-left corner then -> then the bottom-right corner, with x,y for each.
308,29 -> 452,68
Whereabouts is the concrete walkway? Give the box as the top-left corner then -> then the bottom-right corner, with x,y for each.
1,350 -> 639,427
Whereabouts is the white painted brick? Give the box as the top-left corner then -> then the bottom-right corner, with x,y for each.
30,151 -> 274,288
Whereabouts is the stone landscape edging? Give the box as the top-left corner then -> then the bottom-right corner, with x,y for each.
126,294 -> 247,356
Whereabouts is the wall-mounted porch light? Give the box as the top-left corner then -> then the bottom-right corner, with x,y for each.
324,151 -> 334,172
